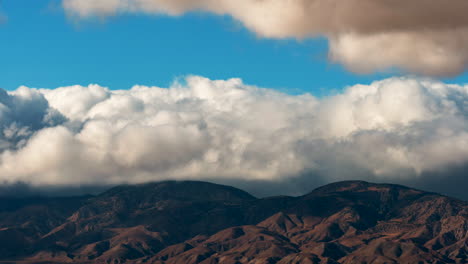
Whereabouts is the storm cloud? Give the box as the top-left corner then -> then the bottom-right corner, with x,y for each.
0,76 -> 467,198
61,0 -> 468,76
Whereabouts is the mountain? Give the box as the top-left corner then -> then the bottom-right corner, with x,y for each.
0,180 -> 467,264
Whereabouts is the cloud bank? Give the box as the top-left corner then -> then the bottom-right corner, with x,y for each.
61,0 -> 468,76
0,76 -> 467,195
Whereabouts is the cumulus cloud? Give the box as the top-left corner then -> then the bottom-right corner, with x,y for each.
0,87 -> 65,151
61,0 -> 468,76
0,76 -> 467,191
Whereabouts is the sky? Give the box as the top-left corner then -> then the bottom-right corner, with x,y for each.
1,0 -> 468,199
1,0 -> 467,94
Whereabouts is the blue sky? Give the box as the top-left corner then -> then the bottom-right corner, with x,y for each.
1,0 -> 467,95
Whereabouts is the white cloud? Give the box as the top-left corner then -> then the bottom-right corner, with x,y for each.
0,76 -> 467,186
329,30 -> 468,76
61,0 -> 468,76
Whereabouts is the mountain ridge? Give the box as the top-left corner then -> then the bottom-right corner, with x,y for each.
0,180 -> 466,264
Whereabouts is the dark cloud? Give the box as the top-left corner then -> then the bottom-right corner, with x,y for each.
0,87 -> 66,151
398,164 -> 468,201
0,181 -> 109,198
3,164 -> 468,201
211,163 -> 468,201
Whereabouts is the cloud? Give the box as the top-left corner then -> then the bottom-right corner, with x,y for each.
330,30 -> 468,77
61,0 -> 468,76
0,76 -> 467,194
0,87 -> 65,152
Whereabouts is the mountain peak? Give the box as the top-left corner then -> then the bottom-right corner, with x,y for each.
99,180 -> 256,202
308,180 -> 422,196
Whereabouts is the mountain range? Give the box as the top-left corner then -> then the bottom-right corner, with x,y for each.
0,180 -> 467,264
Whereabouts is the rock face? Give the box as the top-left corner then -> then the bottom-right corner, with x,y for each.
1,180 -> 467,264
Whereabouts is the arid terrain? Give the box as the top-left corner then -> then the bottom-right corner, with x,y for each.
0,181 -> 467,264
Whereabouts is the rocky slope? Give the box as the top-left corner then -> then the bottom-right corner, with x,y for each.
0,180 -> 467,264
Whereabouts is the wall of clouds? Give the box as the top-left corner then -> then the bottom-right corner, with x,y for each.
61,0 -> 468,76
0,76 -> 467,191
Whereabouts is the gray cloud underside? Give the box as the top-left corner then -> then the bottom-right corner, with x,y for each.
61,0 -> 468,76
0,76 -> 467,197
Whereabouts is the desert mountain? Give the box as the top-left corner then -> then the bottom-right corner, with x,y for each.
0,180 -> 467,264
